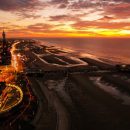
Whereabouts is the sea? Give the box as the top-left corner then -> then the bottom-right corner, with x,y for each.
37,38 -> 130,64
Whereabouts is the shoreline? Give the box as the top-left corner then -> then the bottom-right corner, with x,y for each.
37,40 -> 124,66
34,40 -> 116,70
10,39 -> 130,130
37,39 -> 130,65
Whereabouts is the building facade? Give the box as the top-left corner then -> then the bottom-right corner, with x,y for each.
0,31 -> 11,65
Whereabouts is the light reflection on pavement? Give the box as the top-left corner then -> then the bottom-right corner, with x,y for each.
0,42 -> 23,113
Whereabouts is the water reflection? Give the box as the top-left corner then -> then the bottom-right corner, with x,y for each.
38,38 -> 130,64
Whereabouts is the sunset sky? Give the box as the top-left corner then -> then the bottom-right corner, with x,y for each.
0,0 -> 130,38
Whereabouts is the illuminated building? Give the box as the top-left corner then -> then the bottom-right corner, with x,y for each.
0,30 -> 11,65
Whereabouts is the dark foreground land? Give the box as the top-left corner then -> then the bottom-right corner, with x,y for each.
6,40 -> 130,130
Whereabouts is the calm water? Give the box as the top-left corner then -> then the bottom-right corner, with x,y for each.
38,38 -> 130,64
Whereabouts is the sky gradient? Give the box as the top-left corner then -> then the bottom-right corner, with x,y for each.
0,0 -> 130,38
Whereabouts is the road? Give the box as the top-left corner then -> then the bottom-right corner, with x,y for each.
28,77 -> 70,130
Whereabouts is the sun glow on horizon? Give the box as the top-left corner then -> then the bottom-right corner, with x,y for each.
0,0 -> 130,38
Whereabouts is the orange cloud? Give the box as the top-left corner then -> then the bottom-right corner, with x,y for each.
0,0 -> 130,38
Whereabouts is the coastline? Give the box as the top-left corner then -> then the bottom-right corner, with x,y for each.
37,39 -> 130,65
36,40 -> 116,70
10,39 -> 130,130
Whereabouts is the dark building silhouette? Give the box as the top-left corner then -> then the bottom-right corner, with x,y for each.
0,82 -> 6,95
0,30 -> 11,65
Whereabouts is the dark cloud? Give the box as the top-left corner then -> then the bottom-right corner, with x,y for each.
49,15 -> 80,22
18,13 -> 41,19
51,0 -> 68,4
58,3 -> 68,8
70,2 -> 89,9
123,0 -> 130,2
49,0 -> 99,9
98,16 -> 115,21
0,0 -> 44,18
0,0 -> 42,11
104,3 -> 130,18
112,0 -> 130,3
70,1 -> 99,9
49,0 -> 68,8
27,23 -> 54,32
102,0 -> 130,3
